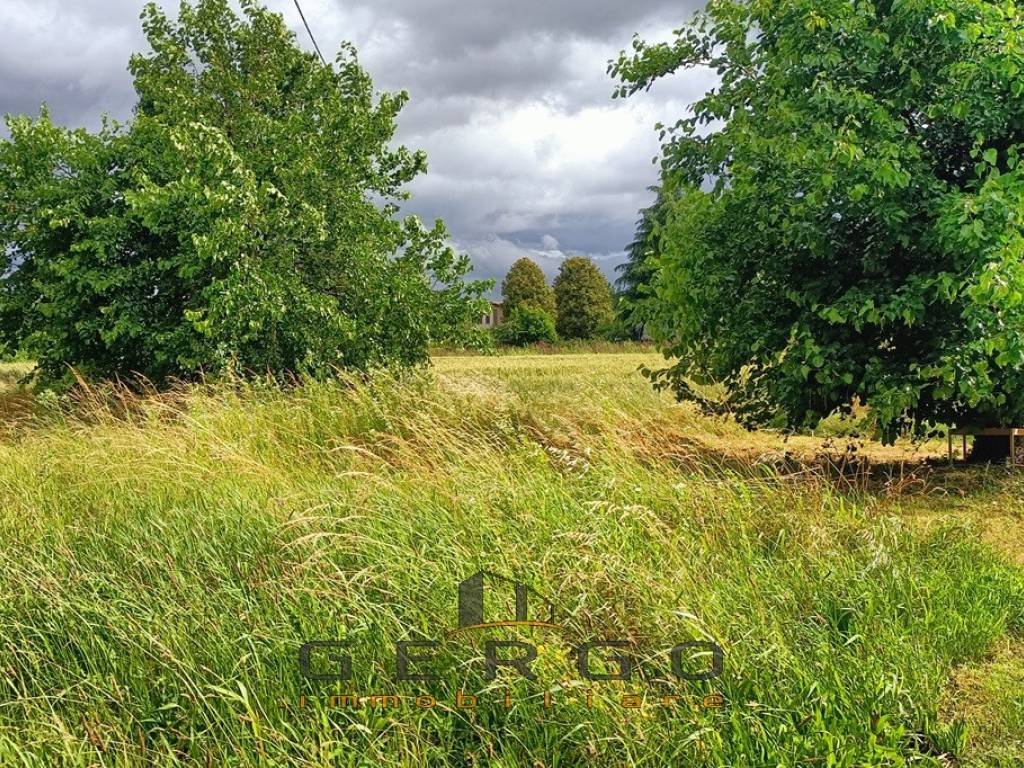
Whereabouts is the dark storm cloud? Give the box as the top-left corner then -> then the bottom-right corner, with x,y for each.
1,0 -> 714,290
338,0 -> 689,54
1,0 -> 145,128
332,0 -> 698,104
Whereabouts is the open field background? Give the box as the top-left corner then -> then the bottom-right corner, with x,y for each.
0,353 -> 1021,766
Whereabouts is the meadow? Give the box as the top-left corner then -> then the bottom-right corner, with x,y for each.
0,352 -> 1021,766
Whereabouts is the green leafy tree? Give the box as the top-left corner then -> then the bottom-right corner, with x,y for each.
495,305 -> 558,347
0,0 -> 487,388
613,0 -> 1024,442
615,187 -> 667,339
501,257 -> 555,317
553,257 -> 613,340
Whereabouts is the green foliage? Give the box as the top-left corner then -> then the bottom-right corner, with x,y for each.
612,0 -> 1024,441
494,305 -> 558,346
615,186 -> 667,339
501,257 -> 556,316
553,256 -> 614,340
598,304 -> 642,342
0,0 -> 487,388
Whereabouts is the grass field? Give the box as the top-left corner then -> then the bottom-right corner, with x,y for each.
0,353 -> 1021,766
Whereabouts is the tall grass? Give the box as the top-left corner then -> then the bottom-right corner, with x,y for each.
0,355 -> 1020,766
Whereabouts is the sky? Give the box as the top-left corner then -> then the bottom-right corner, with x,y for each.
0,0 -> 713,293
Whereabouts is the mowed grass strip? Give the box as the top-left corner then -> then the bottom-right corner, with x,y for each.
0,354 -> 1020,767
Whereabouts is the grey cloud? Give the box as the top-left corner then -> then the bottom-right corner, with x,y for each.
385,33 -> 572,103
337,0 -> 692,55
1,0 -> 714,291
1,0 -> 146,129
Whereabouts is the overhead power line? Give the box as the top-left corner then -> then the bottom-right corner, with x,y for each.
292,0 -> 327,66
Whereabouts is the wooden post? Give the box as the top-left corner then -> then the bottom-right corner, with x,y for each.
963,434 -> 968,463
1012,431 -> 1018,467
948,432 -> 954,465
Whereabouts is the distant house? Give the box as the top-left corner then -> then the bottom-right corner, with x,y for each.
479,301 -> 504,328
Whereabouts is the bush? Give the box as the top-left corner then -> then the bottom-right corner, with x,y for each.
495,306 -> 558,347
599,308 -> 642,343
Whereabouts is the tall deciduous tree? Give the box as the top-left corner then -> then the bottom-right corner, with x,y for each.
501,257 -> 556,317
0,0 -> 487,388
613,0 -> 1024,441
554,257 -> 613,340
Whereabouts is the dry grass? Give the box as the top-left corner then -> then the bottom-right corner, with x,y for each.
434,353 -> 949,469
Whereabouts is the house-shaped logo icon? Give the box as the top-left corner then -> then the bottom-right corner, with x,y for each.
456,570 -> 558,631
